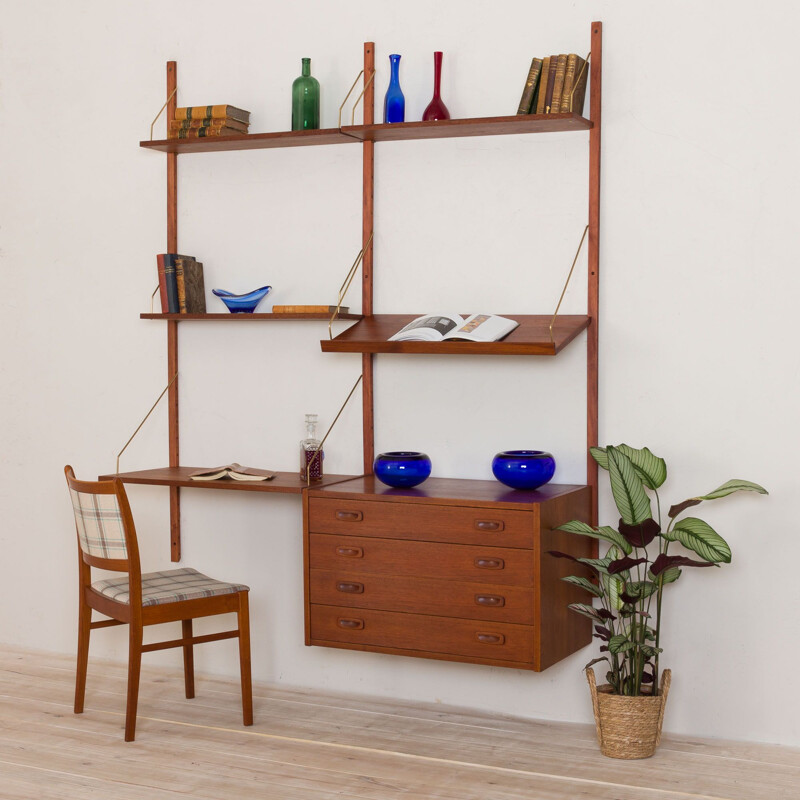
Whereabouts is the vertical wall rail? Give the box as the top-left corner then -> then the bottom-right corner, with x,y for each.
166,60 -> 181,561
587,23 -> 602,527
361,42 -> 376,474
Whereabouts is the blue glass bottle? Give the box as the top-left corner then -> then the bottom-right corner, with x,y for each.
384,54 -> 405,123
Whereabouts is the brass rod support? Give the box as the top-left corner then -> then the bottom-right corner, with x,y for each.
338,69 -> 375,130
150,284 -> 160,314
304,374 -> 364,484
116,372 -> 178,473
549,224 -> 589,340
329,231 -> 374,339
150,86 -> 178,140
350,71 -> 376,126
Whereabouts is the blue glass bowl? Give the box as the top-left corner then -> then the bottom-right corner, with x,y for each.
212,285 -> 272,313
374,451 -> 431,488
491,450 -> 555,490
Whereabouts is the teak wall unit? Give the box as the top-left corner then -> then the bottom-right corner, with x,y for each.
106,22 -> 601,670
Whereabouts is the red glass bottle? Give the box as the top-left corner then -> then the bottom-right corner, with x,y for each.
422,51 -> 450,121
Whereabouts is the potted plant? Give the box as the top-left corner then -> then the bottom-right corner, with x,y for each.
551,444 -> 767,759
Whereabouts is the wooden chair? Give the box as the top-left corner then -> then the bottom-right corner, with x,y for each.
64,466 -> 253,741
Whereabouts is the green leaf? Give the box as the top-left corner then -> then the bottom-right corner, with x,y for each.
699,479 -> 768,500
577,556 -> 613,575
615,445 -> 667,490
561,575 -> 604,598
568,603 -> 605,622
672,517 -> 732,563
591,445 -> 667,489
557,520 -> 633,555
608,634 -> 636,654
602,573 -> 624,611
590,447 -> 609,470
626,580 -> 658,600
649,565 -> 682,584
606,446 -> 652,525
641,644 -> 664,658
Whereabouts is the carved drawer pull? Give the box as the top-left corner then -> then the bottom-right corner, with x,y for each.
474,520 -> 505,532
335,546 -> 364,558
475,594 -> 505,607
335,510 -> 363,522
476,632 -> 505,645
474,557 -> 505,570
338,618 -> 364,630
336,581 -> 364,594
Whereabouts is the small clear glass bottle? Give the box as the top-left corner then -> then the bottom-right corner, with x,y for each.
292,57 -> 320,131
300,413 -> 324,481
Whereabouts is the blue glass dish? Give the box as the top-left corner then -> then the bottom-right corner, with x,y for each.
374,451 -> 431,488
491,450 -> 555,490
212,285 -> 272,313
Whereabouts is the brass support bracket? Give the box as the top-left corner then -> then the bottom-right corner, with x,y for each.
329,231 -> 374,339
338,69 -> 376,134
549,224 -> 590,341
116,372 -> 178,473
304,374 -> 364,484
150,86 -> 178,140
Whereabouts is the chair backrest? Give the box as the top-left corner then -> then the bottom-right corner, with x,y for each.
64,466 -> 141,578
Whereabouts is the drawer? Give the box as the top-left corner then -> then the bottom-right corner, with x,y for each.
308,497 -> 533,548
309,569 -> 534,624
308,533 -> 534,585
310,604 -> 534,665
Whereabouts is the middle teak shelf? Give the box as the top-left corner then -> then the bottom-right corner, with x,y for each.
320,314 -> 591,356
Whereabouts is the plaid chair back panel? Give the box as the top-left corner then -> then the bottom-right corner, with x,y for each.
69,488 -> 128,560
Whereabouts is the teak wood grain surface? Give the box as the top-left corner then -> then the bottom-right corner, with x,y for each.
304,477 -> 592,671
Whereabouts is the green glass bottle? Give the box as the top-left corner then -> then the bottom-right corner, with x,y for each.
292,57 -> 320,131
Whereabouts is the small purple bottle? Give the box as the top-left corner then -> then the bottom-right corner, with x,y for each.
300,413 -> 324,482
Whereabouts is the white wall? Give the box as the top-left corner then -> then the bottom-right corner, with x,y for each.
1,0 -> 797,747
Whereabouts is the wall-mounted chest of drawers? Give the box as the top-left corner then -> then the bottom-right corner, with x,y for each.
303,476 -> 593,671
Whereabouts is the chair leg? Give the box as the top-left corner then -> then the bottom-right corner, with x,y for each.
125,622 -> 143,742
74,601 -> 92,714
237,592 -> 253,726
181,619 -> 195,699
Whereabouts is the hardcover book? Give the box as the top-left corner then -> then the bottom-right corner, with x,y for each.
535,57 -> 551,114
170,126 -> 246,139
156,253 -> 195,314
516,57 -> 543,115
559,54 -> 588,114
170,117 -> 248,134
183,260 -> 206,314
388,313 -> 519,343
174,105 -> 251,124
549,54 -> 568,113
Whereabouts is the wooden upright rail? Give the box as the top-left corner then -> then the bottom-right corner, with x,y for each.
166,61 -> 181,561
362,42 -> 375,475
587,22 -> 602,527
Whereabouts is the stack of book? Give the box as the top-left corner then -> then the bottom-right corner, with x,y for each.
516,54 -> 588,116
168,104 -> 251,139
156,254 -> 206,314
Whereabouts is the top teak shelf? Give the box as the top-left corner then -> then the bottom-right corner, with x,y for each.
140,114 -> 592,154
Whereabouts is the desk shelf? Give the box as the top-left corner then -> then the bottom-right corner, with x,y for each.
320,314 -> 590,356
100,467 -> 360,494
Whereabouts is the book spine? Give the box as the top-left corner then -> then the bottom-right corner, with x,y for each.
559,54 -> 578,112
564,56 -> 588,114
157,254 -> 178,314
174,105 -> 251,124
168,126 -> 245,139
156,254 -> 169,313
550,54 -> 568,113
543,57 -> 557,113
174,257 -> 189,314
184,260 -> 206,314
535,57 -> 551,114
516,57 -> 543,115
170,117 -> 248,132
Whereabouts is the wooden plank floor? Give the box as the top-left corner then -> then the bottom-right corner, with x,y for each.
0,647 -> 797,799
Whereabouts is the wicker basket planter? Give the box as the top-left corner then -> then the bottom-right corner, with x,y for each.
587,668 -> 671,759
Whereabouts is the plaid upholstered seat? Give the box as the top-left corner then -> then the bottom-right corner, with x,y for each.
92,567 -> 250,607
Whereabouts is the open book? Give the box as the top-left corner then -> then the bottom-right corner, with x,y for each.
189,463 -> 277,482
389,313 -> 519,343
